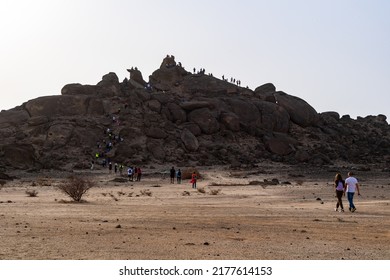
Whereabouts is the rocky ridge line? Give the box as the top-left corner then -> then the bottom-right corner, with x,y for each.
0,56 -> 389,171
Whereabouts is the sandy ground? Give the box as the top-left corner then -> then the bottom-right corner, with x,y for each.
0,163 -> 389,260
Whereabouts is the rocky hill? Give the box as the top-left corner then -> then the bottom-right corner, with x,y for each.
1,56 -> 389,171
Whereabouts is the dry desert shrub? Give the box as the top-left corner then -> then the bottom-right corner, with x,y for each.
296,179 -> 305,186
182,191 -> 191,196
25,189 -> 39,197
57,176 -> 95,202
209,189 -> 222,195
140,189 -> 152,196
117,190 -> 126,196
197,187 -> 206,194
36,177 -> 52,186
0,180 -> 7,188
109,193 -> 119,201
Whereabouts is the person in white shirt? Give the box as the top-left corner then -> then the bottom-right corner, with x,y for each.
344,172 -> 360,212
127,167 -> 133,182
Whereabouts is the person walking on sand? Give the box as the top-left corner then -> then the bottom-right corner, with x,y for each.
127,167 -> 133,182
134,167 -> 138,181
177,169 -> 182,184
170,166 -> 176,184
190,171 -> 197,189
334,173 -> 345,212
137,167 -> 142,182
345,172 -> 360,212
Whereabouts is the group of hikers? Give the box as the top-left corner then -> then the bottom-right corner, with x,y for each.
333,172 -> 361,212
170,166 -> 198,189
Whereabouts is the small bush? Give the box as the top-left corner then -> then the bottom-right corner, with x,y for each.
58,176 -> 95,202
296,180 -> 305,186
209,189 -> 221,195
36,177 -> 52,186
109,193 -> 119,201
140,189 -> 152,196
117,191 -> 126,196
197,187 -> 206,194
182,191 -> 191,196
25,189 -> 39,197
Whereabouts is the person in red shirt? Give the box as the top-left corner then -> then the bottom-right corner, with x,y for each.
190,171 -> 197,189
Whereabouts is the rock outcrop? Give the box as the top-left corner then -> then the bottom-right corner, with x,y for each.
0,56 -> 389,171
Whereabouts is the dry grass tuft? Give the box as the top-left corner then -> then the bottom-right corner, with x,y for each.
296,179 -> 305,186
182,191 -> 191,196
36,177 -> 52,186
140,189 -> 152,196
197,187 -> 206,194
209,189 -> 222,195
25,189 -> 39,197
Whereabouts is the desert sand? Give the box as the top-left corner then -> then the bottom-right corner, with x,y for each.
0,163 -> 389,260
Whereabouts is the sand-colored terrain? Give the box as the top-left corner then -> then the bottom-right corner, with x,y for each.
0,163 -> 389,260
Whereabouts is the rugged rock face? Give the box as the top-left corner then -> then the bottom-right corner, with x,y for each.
0,56 -> 389,171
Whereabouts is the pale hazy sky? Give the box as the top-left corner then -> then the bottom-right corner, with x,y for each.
1,0 -> 389,119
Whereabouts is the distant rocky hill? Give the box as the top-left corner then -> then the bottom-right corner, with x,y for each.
1,55 -> 389,171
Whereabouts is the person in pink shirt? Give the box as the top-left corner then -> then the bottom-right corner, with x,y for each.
334,173 -> 345,212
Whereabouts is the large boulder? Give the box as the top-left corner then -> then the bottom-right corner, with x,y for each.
160,55 -> 177,68
149,63 -> 189,91
62,72 -> 122,97
181,128 -> 199,152
265,134 -> 297,156
188,108 -> 220,134
0,144 -> 38,169
61,83 -> 97,96
255,83 -> 276,95
97,72 -> 121,96
45,122 -> 74,148
86,98 -> 105,115
146,127 -> 167,139
226,98 -> 260,123
167,103 -> 187,123
274,91 -> 319,127
220,112 -> 240,132
127,68 -> 146,87
180,122 -> 202,136
25,95 -> 88,117
181,74 -> 232,95
254,101 -> 290,133
180,101 -> 214,111
146,139 -> 166,160
147,100 -> 161,113
0,109 -> 29,128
